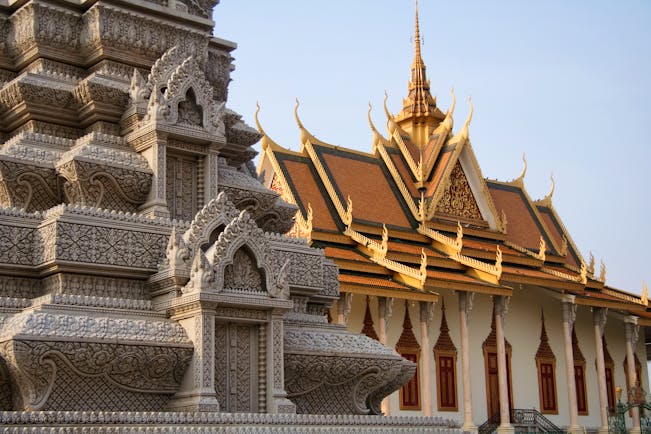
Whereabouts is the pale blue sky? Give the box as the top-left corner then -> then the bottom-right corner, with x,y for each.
214,1 -> 651,295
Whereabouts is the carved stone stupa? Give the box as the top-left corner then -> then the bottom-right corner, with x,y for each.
0,0 -> 421,425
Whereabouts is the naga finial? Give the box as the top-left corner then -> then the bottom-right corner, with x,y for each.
294,98 -> 312,144
368,102 -> 386,149
516,153 -> 527,183
547,172 -> 555,200
457,96 -> 473,142
642,282 -> 648,306
599,260 -> 606,283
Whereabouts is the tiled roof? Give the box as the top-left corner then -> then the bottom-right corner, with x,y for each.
316,145 -> 412,228
487,181 -> 554,252
275,154 -> 339,231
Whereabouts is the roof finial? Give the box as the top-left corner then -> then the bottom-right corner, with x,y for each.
413,0 -> 423,68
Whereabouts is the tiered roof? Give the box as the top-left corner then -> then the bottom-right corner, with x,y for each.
257,3 -> 648,319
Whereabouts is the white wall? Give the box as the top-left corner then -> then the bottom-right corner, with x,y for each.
339,286 -> 648,430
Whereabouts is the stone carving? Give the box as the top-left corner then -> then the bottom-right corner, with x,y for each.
284,328 -> 416,415
0,339 -> 192,411
57,151 -> 152,212
0,411 -> 461,432
223,248 -> 264,293
135,46 -> 226,140
0,0 -> 425,425
183,249 -> 214,293
54,221 -> 169,269
0,160 -> 61,211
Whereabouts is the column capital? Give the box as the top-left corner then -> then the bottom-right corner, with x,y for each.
561,294 -> 576,304
378,296 -> 394,322
337,292 -> 353,325
593,307 -> 608,337
458,291 -> 475,315
494,295 -> 510,321
562,299 -> 577,325
625,316 -> 640,347
419,300 -> 435,326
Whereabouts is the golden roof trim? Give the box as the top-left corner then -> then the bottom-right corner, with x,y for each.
298,125 -> 349,226
344,223 -> 388,260
601,286 -> 647,307
451,245 -> 502,284
375,142 -> 420,219
541,262 -> 587,285
503,236 -> 546,262
417,222 -> 462,255
371,248 -> 428,289
339,283 -> 438,303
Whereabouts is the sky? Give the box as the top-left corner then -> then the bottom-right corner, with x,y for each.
213,0 -> 651,295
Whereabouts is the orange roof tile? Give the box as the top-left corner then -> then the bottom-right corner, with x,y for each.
426,146 -> 454,196
501,265 -> 567,281
421,131 -> 442,166
316,145 -> 411,228
461,238 -> 523,257
487,182 -> 552,251
537,205 -> 581,268
389,150 -> 419,197
399,132 -> 420,163
387,241 -> 445,258
426,268 -> 495,285
323,246 -> 371,262
339,273 -> 412,290
276,155 -> 338,231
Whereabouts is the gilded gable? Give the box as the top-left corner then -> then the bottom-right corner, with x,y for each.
435,162 -> 482,221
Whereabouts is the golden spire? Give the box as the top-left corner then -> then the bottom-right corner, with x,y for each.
413,0 -> 424,72
395,0 -> 444,145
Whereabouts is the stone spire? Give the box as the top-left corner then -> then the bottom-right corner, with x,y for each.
395,0 -> 445,146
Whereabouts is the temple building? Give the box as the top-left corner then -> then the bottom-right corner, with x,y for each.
0,0 -> 461,432
257,4 -> 651,433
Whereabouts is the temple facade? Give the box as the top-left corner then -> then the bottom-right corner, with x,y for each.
257,4 -> 650,434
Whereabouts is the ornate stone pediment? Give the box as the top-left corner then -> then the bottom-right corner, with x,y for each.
128,46 -> 226,141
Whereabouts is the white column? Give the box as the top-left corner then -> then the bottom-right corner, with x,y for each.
336,292 -> 353,326
141,134 -> 170,217
378,296 -> 394,415
458,291 -> 477,433
419,301 -> 435,416
494,296 -> 513,434
625,315 -> 641,434
562,296 -> 581,434
593,308 -> 609,434
169,306 -> 220,411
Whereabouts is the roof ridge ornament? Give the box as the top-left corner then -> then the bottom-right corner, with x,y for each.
439,88 -> 456,131
454,97 -> 473,142
294,98 -> 323,146
254,102 -> 282,152
343,195 -> 353,226
538,236 -> 546,262
599,260 -> 606,283
588,252 -> 595,275
368,102 -> 388,149
642,282 -> 648,307
535,172 -> 556,206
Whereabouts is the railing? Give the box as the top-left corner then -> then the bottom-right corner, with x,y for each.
609,401 -> 651,434
510,408 -> 563,433
477,413 -> 499,434
478,409 -> 562,434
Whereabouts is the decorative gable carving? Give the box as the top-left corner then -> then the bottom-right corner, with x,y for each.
131,46 -> 225,139
435,161 -> 482,221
